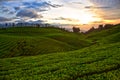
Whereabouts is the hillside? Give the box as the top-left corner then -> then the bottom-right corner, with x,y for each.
0,27 -> 91,58
85,25 -> 120,44
0,25 -> 120,80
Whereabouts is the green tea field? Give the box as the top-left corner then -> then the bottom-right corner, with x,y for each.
0,25 -> 120,80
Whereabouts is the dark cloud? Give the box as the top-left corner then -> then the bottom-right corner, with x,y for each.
29,20 -> 45,24
0,0 -> 18,2
14,7 -> 20,11
90,8 -> 120,20
0,0 -> 18,1
15,19 -> 45,24
90,0 -> 120,7
23,1 -> 50,7
0,6 -> 10,13
88,0 -> 120,20
8,11 -> 14,14
53,17 -> 72,21
89,0 -> 120,9
16,9 -> 43,18
100,13 -> 120,20
3,8 -> 9,12
91,21 -> 105,24
49,4 -> 63,8
85,6 -> 110,9
15,19 -> 26,23
0,17 -> 12,22
22,1 -> 63,11
53,17 -> 79,22
0,0 -> 63,23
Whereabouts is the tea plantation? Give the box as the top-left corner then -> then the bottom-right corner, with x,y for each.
0,25 -> 120,80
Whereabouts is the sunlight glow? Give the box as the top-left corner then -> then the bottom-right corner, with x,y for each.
71,11 -> 102,24
78,13 -> 100,24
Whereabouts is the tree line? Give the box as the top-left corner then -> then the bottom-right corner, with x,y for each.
72,23 -> 120,33
85,23 -> 120,34
0,22 -> 51,28
1,22 -> 119,33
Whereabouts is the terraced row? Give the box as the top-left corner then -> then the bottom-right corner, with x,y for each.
0,36 -> 76,58
0,42 -> 120,80
0,27 -> 91,58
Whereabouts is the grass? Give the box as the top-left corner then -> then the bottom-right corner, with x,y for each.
0,42 -> 120,80
0,27 -> 90,58
0,25 -> 120,80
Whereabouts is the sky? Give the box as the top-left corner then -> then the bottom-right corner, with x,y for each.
0,0 -> 120,30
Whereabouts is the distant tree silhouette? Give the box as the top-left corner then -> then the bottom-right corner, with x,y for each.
114,23 -> 120,26
72,27 -> 80,33
12,23 -> 15,27
86,27 -> 95,33
85,24 -> 115,34
36,24 -> 40,27
104,24 -> 113,29
98,25 -> 104,30
5,23 -> 8,27
45,24 -> 48,27
20,23 -> 23,27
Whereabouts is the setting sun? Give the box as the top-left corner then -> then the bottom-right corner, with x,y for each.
77,12 -> 101,24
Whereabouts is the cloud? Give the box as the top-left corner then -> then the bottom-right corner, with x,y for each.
8,11 -> 15,14
71,2 -> 83,4
22,1 -> 63,11
0,0 -> 19,1
85,6 -> 111,9
0,17 -> 12,22
90,0 -> 120,7
91,21 -> 105,24
0,6 -> 9,13
49,4 -> 63,8
16,9 -> 43,18
100,13 -> 120,20
53,17 -> 79,22
0,1 -> 62,14
14,7 -> 20,11
86,0 -> 120,20
0,0 -> 17,1
15,19 -> 45,24
29,20 -> 45,24
0,0 -> 120,24
0,0 -> 63,22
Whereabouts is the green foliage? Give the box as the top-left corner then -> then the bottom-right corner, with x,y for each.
0,42 -> 120,80
0,27 -> 90,58
0,25 -> 120,80
85,25 -> 120,45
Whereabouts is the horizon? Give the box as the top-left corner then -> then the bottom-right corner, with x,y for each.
0,0 -> 120,30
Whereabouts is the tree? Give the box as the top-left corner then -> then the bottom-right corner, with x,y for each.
104,24 -> 113,29
72,27 -> 80,33
36,24 -> 40,27
5,23 -> 8,27
98,25 -> 103,30
20,23 -> 23,27
86,27 -> 95,33
12,23 -> 15,27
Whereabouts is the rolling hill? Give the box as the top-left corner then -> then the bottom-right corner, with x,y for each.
0,27 -> 91,58
0,25 -> 120,80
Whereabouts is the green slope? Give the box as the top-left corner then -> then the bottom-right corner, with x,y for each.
86,25 -> 120,39
0,27 -> 90,58
85,25 -> 120,44
0,25 -> 120,80
0,42 -> 120,80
